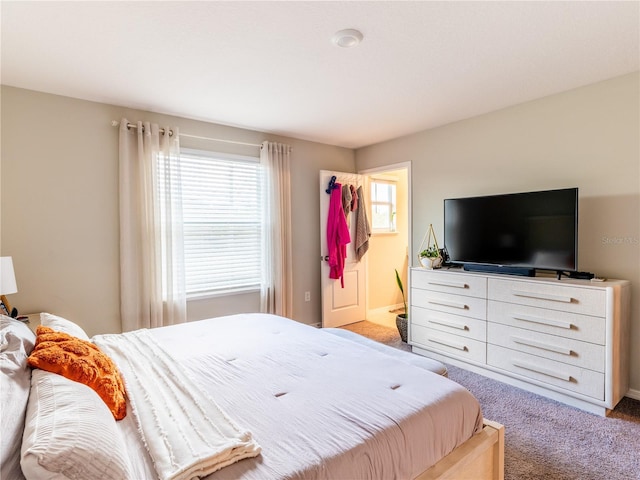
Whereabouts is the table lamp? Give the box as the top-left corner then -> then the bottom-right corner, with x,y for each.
0,256 -> 18,317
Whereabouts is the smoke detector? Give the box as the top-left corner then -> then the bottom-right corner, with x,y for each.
332,29 -> 363,48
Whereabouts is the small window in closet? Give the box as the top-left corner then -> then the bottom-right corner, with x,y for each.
370,179 -> 397,233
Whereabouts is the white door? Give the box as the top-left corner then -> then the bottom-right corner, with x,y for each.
320,170 -> 366,327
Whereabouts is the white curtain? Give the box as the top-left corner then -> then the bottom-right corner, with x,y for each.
119,119 -> 186,331
260,141 -> 293,317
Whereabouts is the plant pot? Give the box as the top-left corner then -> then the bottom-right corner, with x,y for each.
420,256 -> 443,269
396,314 -> 408,343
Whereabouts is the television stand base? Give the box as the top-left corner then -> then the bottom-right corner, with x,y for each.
463,264 -> 535,277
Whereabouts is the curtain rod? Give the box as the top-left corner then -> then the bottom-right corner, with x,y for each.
110,120 -> 262,148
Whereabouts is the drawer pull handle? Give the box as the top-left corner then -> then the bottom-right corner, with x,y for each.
428,281 -> 469,289
512,290 -> 574,304
512,360 -> 572,382
429,337 -> 468,351
511,336 -> 573,356
513,313 -> 573,330
428,300 -> 469,310
430,317 -> 468,331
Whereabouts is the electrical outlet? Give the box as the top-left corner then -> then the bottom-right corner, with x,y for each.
304,291 -> 311,302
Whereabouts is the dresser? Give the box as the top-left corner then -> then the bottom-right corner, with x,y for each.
410,267 -> 631,416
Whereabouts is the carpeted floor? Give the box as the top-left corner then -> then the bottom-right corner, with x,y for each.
340,320 -> 640,480
340,320 -> 411,352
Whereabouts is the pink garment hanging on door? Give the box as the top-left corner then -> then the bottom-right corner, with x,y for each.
327,183 -> 351,287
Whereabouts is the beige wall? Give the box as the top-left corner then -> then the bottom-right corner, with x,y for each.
2,73 -> 638,393
366,169 -> 409,312
0,86 -> 355,336
355,72 -> 640,394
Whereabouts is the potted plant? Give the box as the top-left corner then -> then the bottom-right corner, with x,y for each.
419,246 -> 443,269
417,224 -> 443,269
394,269 -> 408,342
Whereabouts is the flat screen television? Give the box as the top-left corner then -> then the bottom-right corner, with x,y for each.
444,188 -> 578,276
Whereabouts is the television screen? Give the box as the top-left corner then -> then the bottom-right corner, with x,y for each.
444,188 -> 578,274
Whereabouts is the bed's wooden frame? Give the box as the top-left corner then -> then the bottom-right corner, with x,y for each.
417,419 -> 505,480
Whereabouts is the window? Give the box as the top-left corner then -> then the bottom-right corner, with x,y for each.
370,180 -> 397,233
180,149 -> 262,297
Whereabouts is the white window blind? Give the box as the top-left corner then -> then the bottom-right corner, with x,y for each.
180,149 -> 262,297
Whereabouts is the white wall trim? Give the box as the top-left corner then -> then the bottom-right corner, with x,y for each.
626,388 -> 640,401
368,304 -> 403,318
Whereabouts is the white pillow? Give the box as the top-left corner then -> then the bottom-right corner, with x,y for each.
40,313 -> 90,340
21,369 -> 132,480
1,315 -> 35,480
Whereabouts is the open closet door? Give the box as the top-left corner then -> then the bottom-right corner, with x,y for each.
319,170 -> 366,328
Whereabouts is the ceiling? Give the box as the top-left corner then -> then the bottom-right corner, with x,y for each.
1,1 -> 638,149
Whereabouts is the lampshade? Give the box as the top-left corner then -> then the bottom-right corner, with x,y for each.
0,257 -> 18,295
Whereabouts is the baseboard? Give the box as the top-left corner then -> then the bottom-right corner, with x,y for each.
368,304 -> 403,318
626,388 -> 640,401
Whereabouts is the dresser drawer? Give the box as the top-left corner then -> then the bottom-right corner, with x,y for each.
488,301 -> 605,345
488,278 -> 606,317
412,324 -> 486,363
411,290 -> 487,320
488,323 -> 604,373
412,269 -> 487,299
488,345 -> 604,400
412,306 -> 486,342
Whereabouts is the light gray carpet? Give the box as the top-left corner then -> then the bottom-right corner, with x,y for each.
447,364 -> 640,480
340,321 -> 640,480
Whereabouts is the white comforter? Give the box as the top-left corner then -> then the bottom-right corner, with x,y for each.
115,313 -> 483,480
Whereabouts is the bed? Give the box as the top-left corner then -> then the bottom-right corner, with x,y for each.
1,312 -> 504,480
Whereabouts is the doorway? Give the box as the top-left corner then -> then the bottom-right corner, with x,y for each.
359,162 -> 411,329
